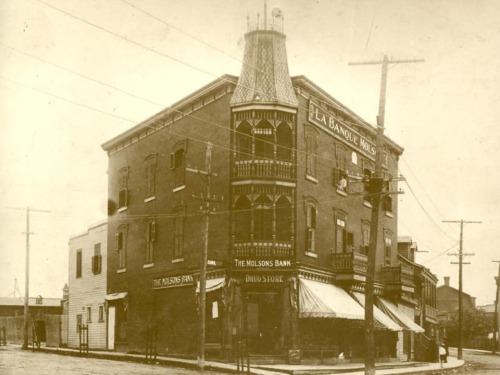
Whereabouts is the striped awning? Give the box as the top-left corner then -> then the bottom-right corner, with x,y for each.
377,297 -> 425,333
351,292 -> 403,331
196,277 -> 225,293
299,278 -> 364,320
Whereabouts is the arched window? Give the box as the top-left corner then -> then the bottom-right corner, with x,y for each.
234,196 -> 251,241
254,120 -> 274,160
144,154 -> 157,199
305,127 -> 318,178
275,196 -> 292,241
235,121 -> 252,160
170,140 -> 187,187
118,167 -> 129,208
116,224 -> 128,270
254,194 -> 273,241
276,122 -> 292,161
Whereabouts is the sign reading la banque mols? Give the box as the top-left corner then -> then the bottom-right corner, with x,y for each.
308,100 -> 376,158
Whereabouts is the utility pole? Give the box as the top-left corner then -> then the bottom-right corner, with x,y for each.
186,142 -> 222,371
492,260 -> 500,355
443,219 -> 481,360
350,56 -> 423,375
5,206 -> 50,350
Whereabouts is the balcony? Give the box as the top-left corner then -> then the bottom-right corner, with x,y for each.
234,160 -> 294,179
380,264 -> 415,295
331,252 -> 368,281
232,241 -> 293,258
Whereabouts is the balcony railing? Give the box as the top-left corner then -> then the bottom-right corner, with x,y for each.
331,252 -> 368,275
380,264 -> 415,287
234,160 -> 294,179
232,241 -> 293,258
424,305 -> 438,322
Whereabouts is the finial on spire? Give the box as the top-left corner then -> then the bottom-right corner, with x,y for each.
264,0 -> 267,29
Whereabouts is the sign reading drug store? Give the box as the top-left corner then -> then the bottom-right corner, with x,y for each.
308,100 -> 377,159
153,273 -> 194,289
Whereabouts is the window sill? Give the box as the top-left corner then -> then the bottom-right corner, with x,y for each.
144,196 -> 155,203
363,200 -> 372,209
143,263 -> 154,269
305,251 -> 318,258
336,188 -> 347,197
117,206 -> 128,213
116,268 -> 127,273
172,258 -> 184,263
385,211 -> 393,218
306,175 -> 318,184
173,185 -> 186,193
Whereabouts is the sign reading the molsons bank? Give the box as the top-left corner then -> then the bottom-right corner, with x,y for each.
308,100 -> 376,158
152,273 -> 194,289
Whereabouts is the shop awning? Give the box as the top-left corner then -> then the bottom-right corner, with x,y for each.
196,277 -> 225,293
105,292 -> 128,301
351,292 -> 403,331
377,297 -> 424,333
299,278 -> 365,320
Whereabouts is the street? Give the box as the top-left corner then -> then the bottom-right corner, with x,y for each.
437,348 -> 500,374
0,345 -> 219,375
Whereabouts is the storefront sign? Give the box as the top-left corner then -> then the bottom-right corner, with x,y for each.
233,258 -> 292,269
244,274 -> 285,284
153,273 -> 194,289
308,100 -> 376,158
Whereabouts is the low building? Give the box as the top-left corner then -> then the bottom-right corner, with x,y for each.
0,295 -> 63,346
68,220 -> 107,350
436,276 -> 476,322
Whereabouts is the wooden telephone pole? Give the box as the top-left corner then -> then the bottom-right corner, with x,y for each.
443,219 -> 481,360
5,206 -> 50,350
186,142 -> 222,371
492,260 -> 500,354
350,56 -> 423,375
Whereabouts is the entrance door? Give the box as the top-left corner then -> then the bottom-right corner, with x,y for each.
107,306 -> 115,350
246,292 -> 283,354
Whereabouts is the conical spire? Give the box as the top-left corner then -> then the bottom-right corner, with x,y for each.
230,10 -> 298,107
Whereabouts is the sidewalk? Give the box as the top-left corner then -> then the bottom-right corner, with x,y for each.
34,345 -> 464,375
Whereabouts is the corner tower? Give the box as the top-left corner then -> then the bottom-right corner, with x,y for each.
229,9 -> 299,356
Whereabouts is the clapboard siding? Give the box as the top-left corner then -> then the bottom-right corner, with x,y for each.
68,221 -> 107,350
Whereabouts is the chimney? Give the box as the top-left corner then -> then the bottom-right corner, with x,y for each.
230,9 -> 298,108
444,276 -> 450,286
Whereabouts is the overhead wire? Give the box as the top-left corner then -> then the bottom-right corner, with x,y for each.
9,0 -> 455,251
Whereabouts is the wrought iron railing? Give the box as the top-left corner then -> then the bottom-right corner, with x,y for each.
380,264 -> 414,286
232,241 -> 293,257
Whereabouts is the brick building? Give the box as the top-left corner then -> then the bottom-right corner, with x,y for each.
101,11 -> 424,363
68,220 -> 107,349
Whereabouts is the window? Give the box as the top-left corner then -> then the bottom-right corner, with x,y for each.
116,225 -> 127,270
98,305 -> 104,322
305,203 -> 317,252
145,218 -> 156,264
383,195 -> 393,213
92,243 -> 102,275
254,120 -> 274,159
76,249 -> 82,278
276,122 -> 292,161
118,167 -> 129,209
360,221 -> 370,255
334,145 -> 348,191
236,121 -> 252,160
170,141 -> 187,187
335,212 -> 353,253
174,207 -> 185,260
275,196 -> 292,241
144,154 -> 157,198
253,194 -> 273,241
87,307 -> 92,323
234,196 -> 251,241
305,129 -> 318,179
384,232 -> 393,266
362,159 -> 374,205
76,314 -> 82,333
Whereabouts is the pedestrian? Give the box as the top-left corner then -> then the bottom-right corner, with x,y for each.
439,343 -> 447,367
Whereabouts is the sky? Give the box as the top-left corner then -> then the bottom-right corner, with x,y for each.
1,0 -> 499,306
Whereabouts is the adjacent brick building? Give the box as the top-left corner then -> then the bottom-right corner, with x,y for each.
101,11 -> 426,363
